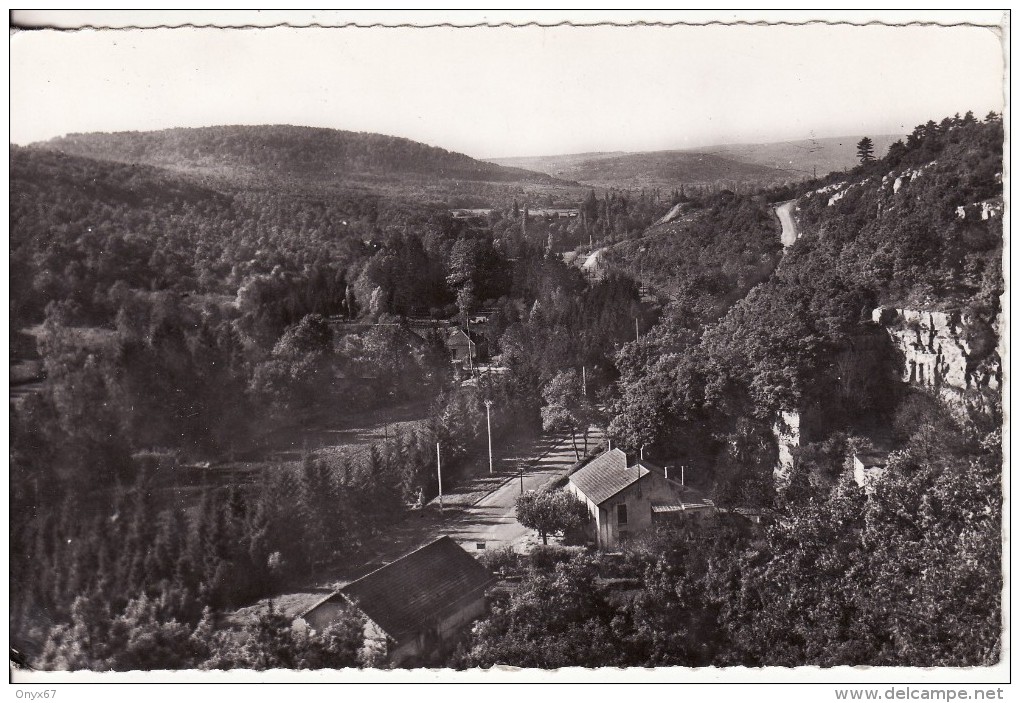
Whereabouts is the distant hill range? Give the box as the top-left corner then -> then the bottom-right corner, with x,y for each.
34,125 -> 572,187
487,134 -> 904,189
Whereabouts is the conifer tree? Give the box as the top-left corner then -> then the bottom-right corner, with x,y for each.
855,136 -> 876,163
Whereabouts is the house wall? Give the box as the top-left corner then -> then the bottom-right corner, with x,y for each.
852,457 -> 886,493
852,457 -> 866,487
387,593 -> 489,667
296,600 -> 347,634
299,593 -> 489,668
435,594 -> 487,655
362,619 -> 392,665
568,482 -> 603,546
448,342 -> 470,362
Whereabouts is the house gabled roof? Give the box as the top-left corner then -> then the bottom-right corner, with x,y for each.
336,536 -> 494,645
569,448 -> 649,505
446,327 -> 476,346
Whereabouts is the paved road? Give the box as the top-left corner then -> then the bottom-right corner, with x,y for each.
234,430 -> 603,621
775,199 -> 799,247
439,430 -> 601,553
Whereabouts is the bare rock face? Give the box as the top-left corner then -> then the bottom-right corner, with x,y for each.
773,410 -> 801,488
772,405 -> 825,489
871,307 -> 999,392
955,197 -> 1004,221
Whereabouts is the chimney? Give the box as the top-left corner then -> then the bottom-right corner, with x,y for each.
607,439 -> 612,451
664,465 -> 669,480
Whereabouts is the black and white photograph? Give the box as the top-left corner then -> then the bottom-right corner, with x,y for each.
8,10 -> 1008,689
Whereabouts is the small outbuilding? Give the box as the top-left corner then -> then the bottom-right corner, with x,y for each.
294,536 -> 496,666
446,327 -> 478,365
853,450 -> 890,492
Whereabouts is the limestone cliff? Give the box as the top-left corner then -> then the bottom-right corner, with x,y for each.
872,307 -> 999,392
773,410 -> 801,487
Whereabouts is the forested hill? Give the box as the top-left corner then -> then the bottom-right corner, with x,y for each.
35,125 -> 571,186
489,149 -> 792,189
778,113 -> 1003,313
608,111 -> 1003,469
595,114 -> 1004,669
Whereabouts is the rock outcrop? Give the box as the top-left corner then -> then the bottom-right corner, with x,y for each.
955,197 -> 1004,221
772,406 -> 825,488
871,307 -> 999,393
773,410 -> 801,487
880,161 -> 937,195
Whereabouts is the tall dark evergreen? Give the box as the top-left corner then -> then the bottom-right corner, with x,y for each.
855,136 -> 876,163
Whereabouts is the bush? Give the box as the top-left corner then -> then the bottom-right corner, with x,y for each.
481,545 -> 521,576
528,545 -> 576,572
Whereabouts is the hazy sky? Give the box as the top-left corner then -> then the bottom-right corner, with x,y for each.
10,15 -> 1006,158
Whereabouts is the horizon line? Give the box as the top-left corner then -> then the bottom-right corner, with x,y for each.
14,121 -> 913,160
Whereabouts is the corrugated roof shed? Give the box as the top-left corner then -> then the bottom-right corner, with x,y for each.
631,459 -> 664,474
569,448 -> 648,505
339,536 -> 495,644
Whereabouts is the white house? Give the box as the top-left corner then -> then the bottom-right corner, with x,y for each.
567,449 -> 715,549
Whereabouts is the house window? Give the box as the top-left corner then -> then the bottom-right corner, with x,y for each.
617,504 -> 628,526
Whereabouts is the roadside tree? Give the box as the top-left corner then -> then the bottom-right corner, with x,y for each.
515,489 -> 587,546
541,369 -> 596,460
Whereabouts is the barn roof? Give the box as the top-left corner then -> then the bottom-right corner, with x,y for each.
569,448 -> 648,505
338,536 -> 495,644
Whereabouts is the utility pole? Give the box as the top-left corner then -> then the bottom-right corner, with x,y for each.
484,399 -> 494,474
635,317 -> 640,343
581,366 -> 587,397
437,442 -> 443,517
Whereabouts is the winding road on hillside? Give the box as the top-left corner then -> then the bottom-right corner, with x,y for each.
775,199 -> 799,247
